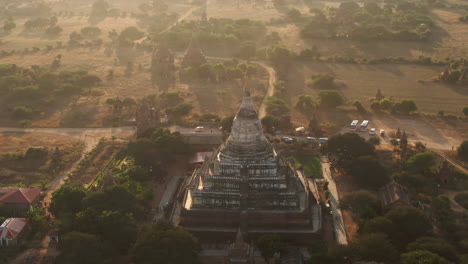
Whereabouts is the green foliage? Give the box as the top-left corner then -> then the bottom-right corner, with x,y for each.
166,103 -> 193,117
457,141 -> 468,161
82,185 -> 143,216
347,156 -> 389,189
293,153 -> 322,178
257,234 -> 285,263
57,232 -> 106,264
295,94 -> 315,115
379,98 -> 395,111
162,18 -> 266,53
348,233 -> 399,263
49,184 -> 86,219
220,114 -> 235,132
362,216 -> 396,239
81,26 -> 102,39
385,207 -> 432,247
462,106 -> 468,116
308,74 -> 340,90
431,195 -> 458,240
131,220 -> 201,264
327,133 -> 375,166
393,99 -> 418,114
400,250 -> 452,264
341,190 -> 380,219
318,90 -> 345,108
407,237 -> 459,263
301,2 -> 434,41
406,152 -> 435,173
75,209 -> 137,252
265,96 -> 290,116
12,106 -> 33,119
126,128 -> 191,167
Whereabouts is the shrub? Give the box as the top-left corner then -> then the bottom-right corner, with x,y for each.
12,106 -> 33,119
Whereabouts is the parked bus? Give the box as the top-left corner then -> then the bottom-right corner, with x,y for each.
350,120 -> 359,131
360,120 -> 369,132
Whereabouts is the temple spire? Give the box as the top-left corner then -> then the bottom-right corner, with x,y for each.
235,228 -> 245,248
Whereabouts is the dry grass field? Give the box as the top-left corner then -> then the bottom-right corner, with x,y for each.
288,62 -> 468,115
0,131 -> 78,153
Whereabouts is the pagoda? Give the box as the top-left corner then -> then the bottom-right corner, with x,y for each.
181,34 -> 206,68
178,89 -> 319,242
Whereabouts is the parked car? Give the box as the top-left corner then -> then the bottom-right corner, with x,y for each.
281,137 -> 294,144
369,128 -> 376,135
380,129 -> 385,137
194,126 -> 204,132
306,137 -> 317,142
319,138 -> 328,143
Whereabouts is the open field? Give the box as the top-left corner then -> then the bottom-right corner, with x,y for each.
288,62 -> 468,115
0,131 -> 80,186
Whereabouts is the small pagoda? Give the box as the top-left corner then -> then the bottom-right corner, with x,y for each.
181,34 -> 206,68
151,42 -> 175,92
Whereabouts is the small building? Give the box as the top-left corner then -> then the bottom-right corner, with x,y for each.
438,159 -> 452,184
225,230 -> 255,264
47,229 -> 59,243
0,188 -> 41,216
0,218 -> 29,247
378,182 -> 411,210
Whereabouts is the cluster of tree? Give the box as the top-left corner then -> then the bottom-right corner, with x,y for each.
182,60 -> 259,82
126,127 -> 192,167
370,98 -> 417,114
326,133 -> 389,189
23,16 -> 62,36
2,17 -> 15,33
301,1 -> 434,41
162,18 -> 267,56
307,73 -> 343,90
0,64 -> 101,124
332,188 -> 466,264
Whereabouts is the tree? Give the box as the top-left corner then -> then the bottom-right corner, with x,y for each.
370,101 -> 381,111
463,106 -> 468,116
348,156 -> 389,189
57,232 -> 106,264
362,216 -> 396,239
380,98 -> 394,111
82,185 -> 141,216
265,96 -> 290,116
341,190 -> 380,219
3,19 -> 16,32
431,195 -> 458,240
220,114 -> 235,132
457,141 -> 468,161
400,250 -> 452,264
261,115 -> 280,130
119,26 -> 145,42
327,133 -> 375,165
318,90 -> 345,108
49,184 -> 86,219
406,152 -> 435,173
385,207 -> 432,247
81,26 -> 102,39
295,94 -> 315,115
75,209 -> 137,252
348,233 -> 399,263
394,99 -> 417,114
407,237 -> 459,263
131,220 -> 201,264
257,234 -> 285,263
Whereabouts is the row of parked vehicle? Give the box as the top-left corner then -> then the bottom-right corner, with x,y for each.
280,136 -> 329,144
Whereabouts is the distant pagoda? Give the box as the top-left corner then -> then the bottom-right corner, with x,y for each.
178,89 -> 319,242
181,34 -> 206,68
151,42 -> 175,92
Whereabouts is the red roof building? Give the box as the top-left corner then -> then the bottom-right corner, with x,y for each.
0,218 -> 29,247
0,188 -> 41,215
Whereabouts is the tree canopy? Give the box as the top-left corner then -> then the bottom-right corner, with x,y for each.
385,207 -> 432,247
49,184 -> 86,219
340,190 -> 380,219
257,234 -> 285,263
131,220 -> 201,264
400,250 -> 452,264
